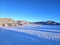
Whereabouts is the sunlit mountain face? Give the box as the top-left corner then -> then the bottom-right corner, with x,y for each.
0,25 -> 60,45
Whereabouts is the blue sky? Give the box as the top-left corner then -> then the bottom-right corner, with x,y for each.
0,0 -> 60,22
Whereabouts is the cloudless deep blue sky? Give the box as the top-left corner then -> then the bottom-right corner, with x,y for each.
0,0 -> 60,22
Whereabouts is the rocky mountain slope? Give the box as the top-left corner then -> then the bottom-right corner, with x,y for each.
0,18 -> 30,27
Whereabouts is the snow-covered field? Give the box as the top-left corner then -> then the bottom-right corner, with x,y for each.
0,25 -> 60,45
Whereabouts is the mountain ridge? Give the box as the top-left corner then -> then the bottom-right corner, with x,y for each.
0,18 -> 60,27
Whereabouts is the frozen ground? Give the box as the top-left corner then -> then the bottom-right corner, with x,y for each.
0,25 -> 60,45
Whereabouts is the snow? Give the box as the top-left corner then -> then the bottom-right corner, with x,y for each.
0,25 -> 60,45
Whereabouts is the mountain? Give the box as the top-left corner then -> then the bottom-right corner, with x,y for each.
0,18 -> 30,27
0,18 -> 60,27
33,21 -> 60,25
0,18 -> 18,27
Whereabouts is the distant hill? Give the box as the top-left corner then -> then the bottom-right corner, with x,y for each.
0,18 -> 60,27
33,21 -> 60,25
0,18 -> 29,27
